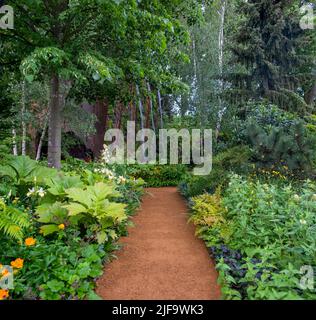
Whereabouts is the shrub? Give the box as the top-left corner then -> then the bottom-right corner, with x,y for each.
179,146 -> 252,198
244,103 -> 316,176
189,192 -> 229,246
0,157 -> 144,300
0,238 -> 106,300
128,164 -> 188,187
202,174 -> 316,300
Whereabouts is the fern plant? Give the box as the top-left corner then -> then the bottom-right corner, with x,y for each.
0,199 -> 30,241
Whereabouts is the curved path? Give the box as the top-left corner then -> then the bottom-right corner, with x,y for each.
96,187 -> 221,300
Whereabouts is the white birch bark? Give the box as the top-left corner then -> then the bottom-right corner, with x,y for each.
36,112 -> 49,161
12,128 -> 18,156
21,80 -> 27,155
215,0 -> 227,139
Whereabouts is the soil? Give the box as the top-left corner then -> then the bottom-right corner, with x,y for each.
96,187 -> 222,300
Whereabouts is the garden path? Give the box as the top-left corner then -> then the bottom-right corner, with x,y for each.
96,187 -> 221,300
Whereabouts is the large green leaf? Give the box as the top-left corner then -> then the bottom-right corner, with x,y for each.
87,182 -> 121,201
63,203 -> 87,216
46,174 -> 83,196
39,224 -> 60,236
103,202 -> 127,222
9,156 -> 37,181
65,187 -> 93,207
0,165 -> 17,180
36,202 -> 68,224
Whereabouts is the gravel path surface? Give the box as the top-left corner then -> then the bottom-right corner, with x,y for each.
96,187 -> 221,300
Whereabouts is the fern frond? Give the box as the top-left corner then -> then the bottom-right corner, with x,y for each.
0,205 -> 30,241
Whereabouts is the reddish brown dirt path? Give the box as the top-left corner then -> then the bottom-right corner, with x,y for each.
96,187 -> 221,300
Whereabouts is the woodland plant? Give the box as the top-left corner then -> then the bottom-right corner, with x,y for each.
127,164 -> 188,187
179,146 -> 252,198
195,174 -> 316,300
0,157 -> 144,300
189,192 -> 229,246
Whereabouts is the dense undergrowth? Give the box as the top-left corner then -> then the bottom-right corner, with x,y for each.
180,146 -> 316,300
0,155 -> 144,300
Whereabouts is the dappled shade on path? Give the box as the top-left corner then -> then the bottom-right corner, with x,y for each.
96,187 -> 221,300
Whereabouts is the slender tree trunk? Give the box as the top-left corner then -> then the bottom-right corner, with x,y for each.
136,84 -> 145,131
36,112 -> 49,161
145,96 -> 151,129
47,74 -> 62,169
305,81 -> 316,106
147,82 -> 156,131
115,101 -> 124,129
21,81 -> 27,156
136,84 -> 146,161
12,128 -> 18,156
157,90 -> 164,129
215,0 -> 226,140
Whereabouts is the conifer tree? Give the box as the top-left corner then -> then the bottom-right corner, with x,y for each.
228,0 -> 311,113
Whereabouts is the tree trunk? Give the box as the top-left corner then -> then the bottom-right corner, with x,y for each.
215,0 -> 227,140
157,90 -> 164,129
12,128 -> 18,156
305,81 -> 316,106
147,82 -> 155,131
36,112 -> 49,161
115,101 -> 124,129
48,74 -> 62,169
21,81 -> 27,156
83,99 -> 109,159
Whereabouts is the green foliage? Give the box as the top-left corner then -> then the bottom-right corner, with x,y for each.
0,199 -> 30,241
243,104 -> 316,176
45,174 -> 84,198
179,146 -> 252,198
1,238 -> 106,300
0,156 -> 57,188
228,0 -> 311,112
129,164 -> 188,187
189,192 -> 229,246
199,174 -> 316,300
247,121 -> 315,175
0,157 -> 143,300
62,182 -> 127,243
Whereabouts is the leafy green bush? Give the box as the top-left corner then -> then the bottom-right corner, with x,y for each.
0,156 -> 57,198
179,146 -> 252,198
1,237 -> 106,300
0,157 -> 144,300
189,192 -> 230,246
197,174 -> 316,300
128,164 -> 188,187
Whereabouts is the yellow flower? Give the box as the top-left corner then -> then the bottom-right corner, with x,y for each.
10,258 -> 24,269
0,289 -> 9,300
25,237 -> 36,247
58,224 -> 65,230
